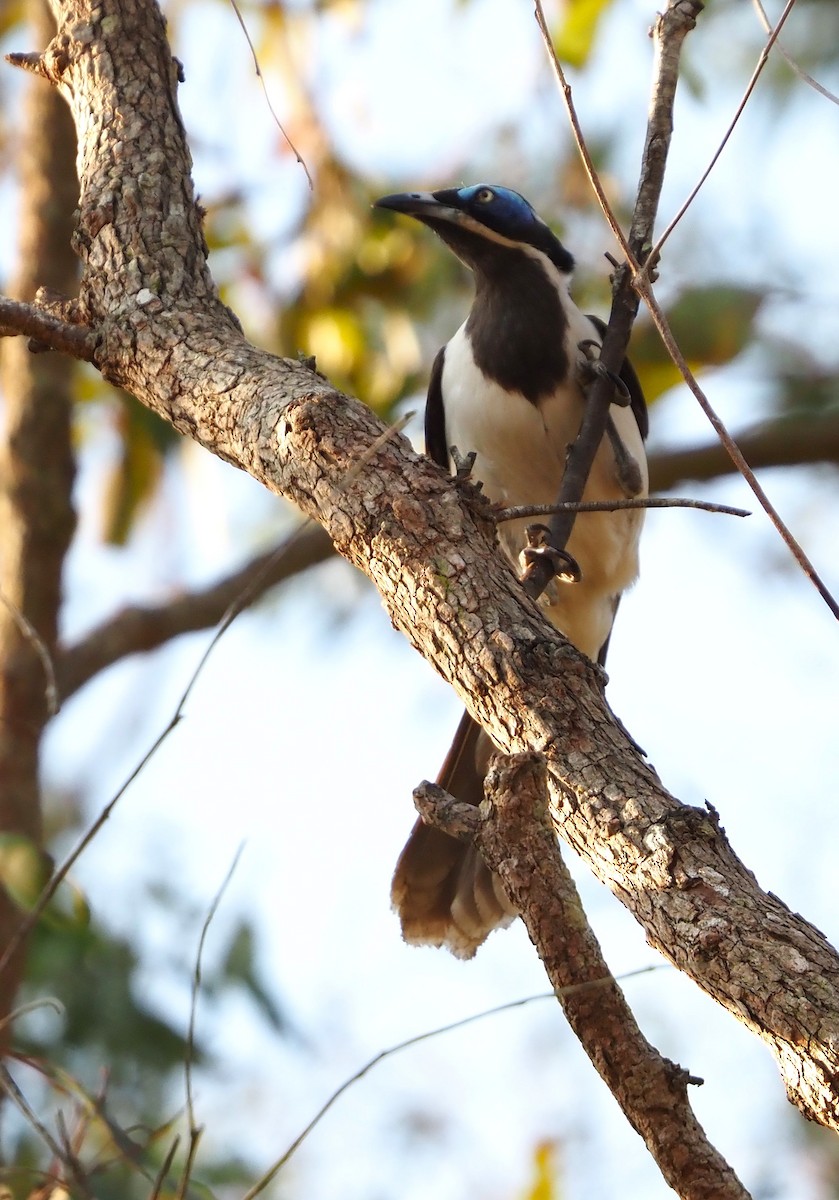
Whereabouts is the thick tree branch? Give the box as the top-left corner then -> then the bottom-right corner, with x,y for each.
55,522 -> 333,701
3,0 -> 837,1179
649,413 -> 839,492
476,755 -> 748,1200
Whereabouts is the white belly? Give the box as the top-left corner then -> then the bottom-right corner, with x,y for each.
439,323 -> 647,660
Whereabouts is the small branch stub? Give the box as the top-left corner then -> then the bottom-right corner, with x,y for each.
5,51 -> 49,77
0,296 -> 98,362
412,781 -> 481,843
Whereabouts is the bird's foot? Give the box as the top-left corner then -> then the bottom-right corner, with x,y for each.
450,445 -> 480,486
518,524 -> 582,595
447,445 -> 501,530
576,340 -> 632,407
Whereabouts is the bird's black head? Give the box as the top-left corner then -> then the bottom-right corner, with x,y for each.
374,184 -> 575,278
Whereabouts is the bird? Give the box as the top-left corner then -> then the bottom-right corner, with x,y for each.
374,184 -> 648,958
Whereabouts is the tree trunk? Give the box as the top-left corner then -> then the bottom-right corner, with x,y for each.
0,0 -> 78,1044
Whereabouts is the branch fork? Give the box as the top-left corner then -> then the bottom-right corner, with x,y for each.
415,752 -> 747,1199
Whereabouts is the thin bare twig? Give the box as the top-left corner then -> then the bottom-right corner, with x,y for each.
0,717 -> 181,983
494,496 -> 750,521
149,1135 -> 181,1200
175,1119 -> 201,1200
55,1108 -> 88,1191
242,966 -> 663,1200
0,1063 -> 95,1200
751,0 -> 839,106
529,0 -> 700,594
0,614 -> 245,978
533,1 -> 628,255
227,0 -> 313,189
0,995 -> 63,1034
178,848 -> 245,1200
0,1064 -> 65,1163
651,0 -> 798,263
0,526 -> 299,980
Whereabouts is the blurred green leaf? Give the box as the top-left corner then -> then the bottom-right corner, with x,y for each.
0,833 -> 51,912
219,920 -> 294,1036
629,285 -> 764,402
21,918 -> 191,1076
665,286 -> 764,362
775,367 -> 839,417
102,396 -> 177,545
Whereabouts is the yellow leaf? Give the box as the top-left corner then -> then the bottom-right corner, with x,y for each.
301,308 -> 364,378
554,0 -> 614,68
521,1139 -> 562,1200
0,1 -> 26,39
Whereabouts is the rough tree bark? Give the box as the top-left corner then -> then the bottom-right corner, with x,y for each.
2,0 -> 838,1195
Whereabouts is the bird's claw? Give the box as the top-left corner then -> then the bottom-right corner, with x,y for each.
519,523 -> 582,586
449,446 -> 483,490
576,340 -> 631,406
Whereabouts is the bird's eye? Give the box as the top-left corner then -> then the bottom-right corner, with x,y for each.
475,188 -> 494,204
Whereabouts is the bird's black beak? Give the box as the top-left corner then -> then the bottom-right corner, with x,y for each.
375,190 -> 480,269
374,191 -> 445,219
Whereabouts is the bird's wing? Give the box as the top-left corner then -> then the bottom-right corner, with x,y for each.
423,346 -> 449,468
585,314 -> 648,441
